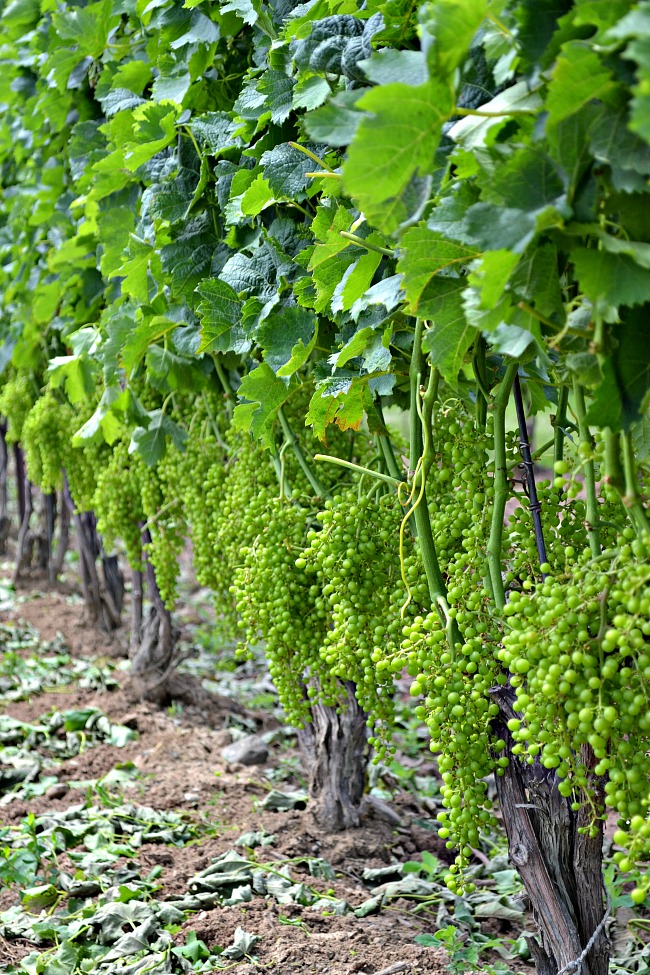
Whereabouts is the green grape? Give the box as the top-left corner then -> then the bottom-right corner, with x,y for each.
501,533 -> 650,869
0,372 -> 37,444
21,394 -> 70,493
140,451 -> 187,611
94,440 -> 145,570
298,488 -> 424,754
231,496 -> 337,727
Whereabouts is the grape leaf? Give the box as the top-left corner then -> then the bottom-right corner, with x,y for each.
586,304 -> 650,429
261,143 -> 322,199
545,42 -> 617,129
130,411 -> 187,465
420,0 -> 486,79
331,249 -> 382,313
572,247 -> 650,320
196,280 -> 247,354
397,225 -> 479,312
420,277 -> 473,383
257,306 -> 317,376
233,363 -> 298,446
343,81 -> 453,235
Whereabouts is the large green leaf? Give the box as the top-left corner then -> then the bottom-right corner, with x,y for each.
257,306 -> 317,376
343,81 -> 453,234
233,364 -> 298,446
586,304 -> 650,430
51,0 -> 119,58
420,277 -> 473,383
397,225 -> 480,312
420,0 -> 486,79
545,42 -> 617,130
572,247 -> 650,320
196,280 -> 248,354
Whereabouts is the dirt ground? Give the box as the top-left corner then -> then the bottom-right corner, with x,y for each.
1,578 -> 502,975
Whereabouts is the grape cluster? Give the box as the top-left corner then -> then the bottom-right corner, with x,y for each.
93,440 -> 145,570
0,372 -> 36,444
141,449 -> 187,610
21,394 -> 70,493
232,496 -> 337,726
297,489 -> 421,751
501,531 -> 650,890
176,436 -> 225,592
426,406 -> 494,566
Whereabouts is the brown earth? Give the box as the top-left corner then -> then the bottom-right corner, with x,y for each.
0,581 -> 507,975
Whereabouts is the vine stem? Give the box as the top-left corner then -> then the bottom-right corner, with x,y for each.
603,429 -> 624,496
487,359 -> 520,610
375,399 -> 403,482
314,453 -> 400,488
408,320 -> 448,616
277,407 -> 330,499
572,379 -> 601,557
213,356 -> 235,418
338,231 -> 394,256
553,385 -> 569,468
473,336 -> 489,429
621,431 -> 650,535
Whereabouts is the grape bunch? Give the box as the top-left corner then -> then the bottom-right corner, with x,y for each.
21,394 -> 70,493
298,489 -> 424,753
141,448 -> 187,610
0,371 -> 37,444
231,495 -> 338,726
426,404 -> 494,567
93,439 -> 145,570
501,531 -> 650,886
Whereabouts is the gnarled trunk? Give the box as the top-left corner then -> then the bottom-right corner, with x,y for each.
64,478 -> 123,631
0,421 -> 9,554
297,681 -> 368,831
127,528 -> 178,703
13,471 -> 33,582
490,685 -> 608,975
50,488 -> 70,582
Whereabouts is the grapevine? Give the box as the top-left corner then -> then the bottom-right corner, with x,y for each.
1,0 -> 650,968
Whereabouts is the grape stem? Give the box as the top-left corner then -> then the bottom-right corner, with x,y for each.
621,431 -> 650,535
487,359 -> 520,609
278,407 -> 330,499
513,375 -> 548,576
375,399 -> 403,481
473,336 -> 490,428
553,385 -> 569,468
408,320 -> 451,624
272,442 -> 293,501
603,429 -> 624,496
314,453 -> 401,488
213,356 -> 235,417
572,379 -> 601,557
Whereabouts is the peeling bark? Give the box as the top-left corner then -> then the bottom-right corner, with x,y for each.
50,488 -> 70,582
13,474 -> 33,582
102,553 -> 125,618
0,421 -> 9,555
490,685 -> 607,975
64,478 -> 122,631
43,493 -> 56,570
297,681 -> 368,831
127,528 -> 178,703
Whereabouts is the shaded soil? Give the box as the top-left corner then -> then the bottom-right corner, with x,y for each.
0,585 -> 500,974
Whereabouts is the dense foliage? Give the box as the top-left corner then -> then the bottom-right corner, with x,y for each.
1,0 -> 650,938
